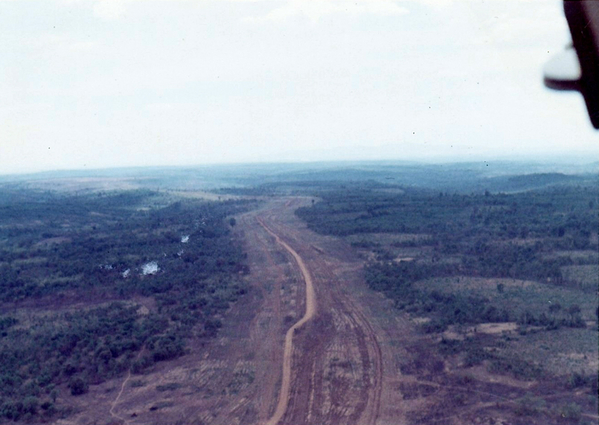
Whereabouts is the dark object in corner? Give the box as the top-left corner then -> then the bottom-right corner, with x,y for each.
544,1 -> 599,129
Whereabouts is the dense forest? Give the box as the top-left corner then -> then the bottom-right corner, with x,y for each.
0,188 -> 252,421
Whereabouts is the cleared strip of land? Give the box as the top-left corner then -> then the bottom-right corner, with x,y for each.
258,217 -> 317,425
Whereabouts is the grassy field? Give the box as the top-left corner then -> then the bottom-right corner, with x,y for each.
412,276 -> 598,376
414,276 -> 597,321
561,264 -> 599,291
498,327 -> 598,375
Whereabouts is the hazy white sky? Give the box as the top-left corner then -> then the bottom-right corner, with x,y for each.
0,0 -> 596,174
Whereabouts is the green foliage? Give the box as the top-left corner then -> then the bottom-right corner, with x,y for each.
129,379 -> 146,388
148,335 -> 185,362
297,186 -> 597,246
365,261 -> 510,327
297,185 -> 597,285
156,382 -> 183,392
558,402 -> 582,421
0,189 -> 252,421
68,377 -> 88,396
567,372 -> 589,389
517,308 -> 585,330
463,345 -> 491,367
296,183 -> 597,390
514,393 -> 547,416
299,184 -> 597,333
488,357 -> 543,380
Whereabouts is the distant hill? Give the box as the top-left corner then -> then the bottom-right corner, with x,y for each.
0,160 -> 596,194
478,172 -> 596,193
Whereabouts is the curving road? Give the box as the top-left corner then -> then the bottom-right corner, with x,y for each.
258,217 -> 318,425
253,199 -> 384,425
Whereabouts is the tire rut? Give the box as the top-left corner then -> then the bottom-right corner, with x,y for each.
258,216 -> 318,425
257,201 -> 383,425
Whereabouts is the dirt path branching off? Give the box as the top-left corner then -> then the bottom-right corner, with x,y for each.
109,370 -> 133,424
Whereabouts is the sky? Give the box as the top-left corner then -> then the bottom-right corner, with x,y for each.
0,0 -> 597,175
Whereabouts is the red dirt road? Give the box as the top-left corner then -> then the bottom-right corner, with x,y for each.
258,216 -> 318,425
244,198 -> 388,425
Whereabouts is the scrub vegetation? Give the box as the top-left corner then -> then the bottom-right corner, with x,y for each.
0,188 -> 252,421
296,176 -> 598,422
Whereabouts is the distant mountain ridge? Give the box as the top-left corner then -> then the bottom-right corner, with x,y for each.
0,161 -> 596,194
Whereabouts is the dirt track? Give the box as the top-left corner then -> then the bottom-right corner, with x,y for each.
258,216 -> 317,425
245,198 -> 388,425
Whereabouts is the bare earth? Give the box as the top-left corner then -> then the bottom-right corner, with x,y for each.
53,197 -> 597,425
258,215 -> 317,425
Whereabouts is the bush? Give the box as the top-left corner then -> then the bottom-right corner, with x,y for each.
68,377 -> 89,396
567,372 -> 588,389
149,335 -> 185,362
464,346 -> 490,367
40,401 -> 54,411
131,354 -> 154,374
421,319 -> 448,334
0,401 -> 23,420
488,357 -> 542,380
156,382 -> 182,392
515,393 -> 546,416
22,396 -> 39,415
558,402 -> 581,421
